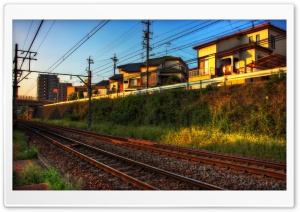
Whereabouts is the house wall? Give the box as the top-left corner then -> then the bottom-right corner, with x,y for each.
109,81 -> 119,92
188,74 -> 211,82
158,60 -> 183,70
269,28 -> 286,56
238,49 -> 256,67
218,37 -> 240,52
149,72 -> 157,86
96,88 -> 109,96
247,29 -> 269,47
66,86 -> 76,100
141,66 -> 157,72
198,44 -> 216,57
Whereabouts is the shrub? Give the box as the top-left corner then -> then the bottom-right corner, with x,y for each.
13,130 -> 38,160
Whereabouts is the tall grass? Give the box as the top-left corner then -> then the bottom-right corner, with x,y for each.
39,119 -> 285,160
43,119 -> 170,141
13,165 -> 82,190
160,126 -> 286,161
13,130 -> 38,160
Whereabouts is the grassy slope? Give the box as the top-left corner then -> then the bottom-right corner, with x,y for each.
35,79 -> 286,161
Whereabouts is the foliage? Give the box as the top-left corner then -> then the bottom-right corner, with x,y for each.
13,165 -> 82,190
13,130 -> 38,160
68,92 -> 77,101
165,74 -> 181,85
20,106 -> 27,118
160,126 -> 286,161
78,90 -> 84,99
37,80 -> 286,160
41,80 -> 286,138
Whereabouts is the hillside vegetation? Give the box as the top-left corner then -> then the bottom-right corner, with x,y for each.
66,79 -> 286,138
35,77 -> 286,160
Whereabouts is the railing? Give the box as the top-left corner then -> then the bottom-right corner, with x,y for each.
189,68 -> 212,77
44,67 -> 286,107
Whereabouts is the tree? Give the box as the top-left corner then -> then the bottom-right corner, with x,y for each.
68,92 -> 77,101
165,74 -> 181,85
78,90 -> 84,99
20,106 -> 27,118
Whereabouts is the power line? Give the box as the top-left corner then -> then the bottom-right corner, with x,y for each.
36,20 -> 56,52
93,21 -> 142,59
19,20 -> 44,70
93,20 -> 270,76
93,20 -> 259,79
47,20 -> 110,73
21,20 -> 33,50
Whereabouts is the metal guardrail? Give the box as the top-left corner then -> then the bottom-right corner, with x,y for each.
44,67 -> 286,107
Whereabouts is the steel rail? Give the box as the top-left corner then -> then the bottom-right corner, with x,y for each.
19,122 -> 157,190
19,121 -> 224,190
19,120 -> 286,180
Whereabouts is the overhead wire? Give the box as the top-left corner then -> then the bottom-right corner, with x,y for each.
19,20 -> 44,70
93,21 -> 142,59
46,20 -> 110,73
74,21 -> 142,71
21,20 -> 33,50
92,20 -> 224,76
36,20 -> 56,52
48,20 -> 109,73
93,20 -> 270,76
92,20 -> 218,75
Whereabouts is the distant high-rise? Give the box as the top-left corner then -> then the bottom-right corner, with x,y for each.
58,82 -> 72,102
37,74 -> 59,100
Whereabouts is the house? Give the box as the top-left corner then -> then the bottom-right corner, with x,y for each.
190,22 -> 286,83
117,62 -> 143,91
140,56 -> 188,88
66,86 -> 87,100
109,74 -> 123,93
94,80 -> 110,96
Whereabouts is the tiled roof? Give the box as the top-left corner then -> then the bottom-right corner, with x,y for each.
117,62 -> 143,72
193,22 -> 286,50
109,74 -> 123,80
140,56 -> 184,66
95,80 -> 109,86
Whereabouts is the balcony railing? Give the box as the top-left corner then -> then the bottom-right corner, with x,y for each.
189,67 -> 214,77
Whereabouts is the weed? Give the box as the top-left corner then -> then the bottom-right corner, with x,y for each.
13,165 -> 82,190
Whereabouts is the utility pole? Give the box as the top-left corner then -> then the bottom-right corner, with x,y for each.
13,44 -> 37,127
87,56 -> 93,131
142,20 -> 152,89
111,54 -> 118,76
13,44 -> 19,126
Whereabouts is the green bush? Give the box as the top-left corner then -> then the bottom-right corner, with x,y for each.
13,130 -> 38,160
13,165 -> 82,190
40,80 -> 286,139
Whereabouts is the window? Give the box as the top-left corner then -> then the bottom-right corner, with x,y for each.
256,34 -> 260,44
249,36 -> 253,43
270,35 -> 275,49
200,59 -> 209,75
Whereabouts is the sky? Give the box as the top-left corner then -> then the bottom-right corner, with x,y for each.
12,19 -> 286,97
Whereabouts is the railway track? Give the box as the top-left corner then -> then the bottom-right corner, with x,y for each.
19,121 -> 223,190
19,120 -> 286,181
